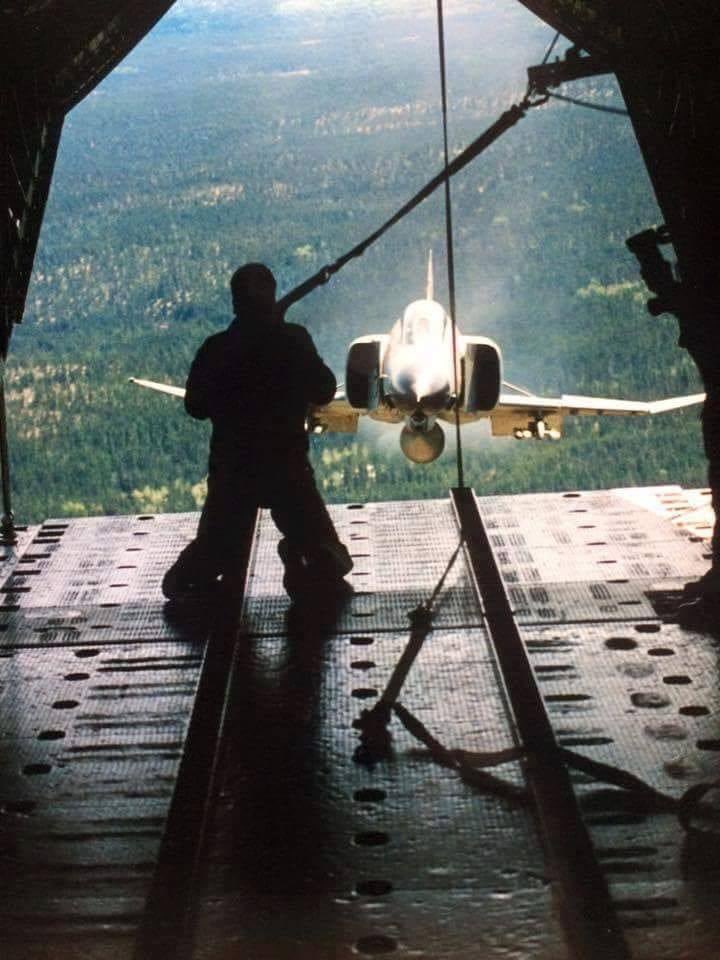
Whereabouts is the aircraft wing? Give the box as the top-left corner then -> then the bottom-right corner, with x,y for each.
308,395 -> 362,434
129,377 -> 186,398
486,391 -> 706,437
130,377 -> 363,434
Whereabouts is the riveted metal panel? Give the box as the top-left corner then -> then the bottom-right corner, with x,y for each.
521,620 -> 720,958
0,641 -> 204,951
475,487 -> 710,627
0,491 -> 716,959
192,628 -> 568,960
478,488 -> 719,957
0,514 -> 212,958
243,501 -> 482,636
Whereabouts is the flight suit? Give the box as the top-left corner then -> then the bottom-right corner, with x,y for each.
163,315 -> 352,598
677,321 -> 720,631
682,321 -> 720,570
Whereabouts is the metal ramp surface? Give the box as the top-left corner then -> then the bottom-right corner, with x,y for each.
191,486 -> 720,960
194,498 -> 564,960
0,487 -> 717,959
0,513 -> 207,958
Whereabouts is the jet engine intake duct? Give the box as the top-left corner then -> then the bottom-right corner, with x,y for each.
462,339 -> 502,412
346,338 -> 384,410
400,422 -> 445,463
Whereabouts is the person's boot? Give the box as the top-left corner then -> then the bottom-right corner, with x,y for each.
681,564 -> 720,601
278,538 -> 309,598
162,560 -> 219,602
304,541 -> 354,595
279,539 -> 354,602
678,564 -> 720,635
308,541 -> 353,579
677,594 -> 720,635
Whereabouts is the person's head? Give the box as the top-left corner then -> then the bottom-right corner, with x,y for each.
231,263 -> 277,317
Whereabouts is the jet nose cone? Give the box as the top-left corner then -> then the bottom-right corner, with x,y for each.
392,369 -> 416,398
391,370 -> 421,409
416,380 -> 451,412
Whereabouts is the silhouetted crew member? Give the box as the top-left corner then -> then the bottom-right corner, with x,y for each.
678,323 -> 720,631
162,263 -> 353,599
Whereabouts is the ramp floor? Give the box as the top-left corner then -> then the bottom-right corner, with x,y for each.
0,487 -> 718,959
0,513 -> 205,958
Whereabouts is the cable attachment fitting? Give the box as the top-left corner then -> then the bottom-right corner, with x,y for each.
520,87 -> 550,111
407,601 -> 433,632
526,45 -> 611,101
353,701 -> 393,767
352,601 -> 438,767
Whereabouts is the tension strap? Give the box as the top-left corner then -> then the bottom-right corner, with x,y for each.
393,697 -> 720,838
278,90 -> 546,313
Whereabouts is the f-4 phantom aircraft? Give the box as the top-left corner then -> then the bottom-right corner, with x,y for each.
131,254 -> 704,464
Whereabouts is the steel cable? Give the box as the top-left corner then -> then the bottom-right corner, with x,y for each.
436,0 -> 464,489
277,93 -> 544,314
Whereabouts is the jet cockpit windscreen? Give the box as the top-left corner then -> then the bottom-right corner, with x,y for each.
398,300 -> 448,345
385,299 -> 457,404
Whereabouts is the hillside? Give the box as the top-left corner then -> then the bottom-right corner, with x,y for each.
8,0 -> 705,522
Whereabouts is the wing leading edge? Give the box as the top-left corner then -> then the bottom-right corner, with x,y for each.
484,390 -> 706,437
129,377 -> 186,399
131,376 -> 705,441
130,377 -> 363,434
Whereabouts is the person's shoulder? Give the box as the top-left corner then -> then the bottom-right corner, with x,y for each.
283,321 -> 311,337
196,326 -> 234,353
281,322 -> 315,346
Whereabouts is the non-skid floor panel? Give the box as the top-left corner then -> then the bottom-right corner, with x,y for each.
521,621 -> 720,794
478,490 -> 708,596
0,515 -> 210,649
191,889 -> 566,960
11,514 -> 197,608
475,487 -> 711,627
192,627 -> 567,959
0,641 -> 205,949
0,601 -> 209,648
0,491 -> 715,959
505,579 -> 660,624
520,620 -> 720,958
243,501 -> 481,635
490,539 -> 708,584
476,487 -> 714,550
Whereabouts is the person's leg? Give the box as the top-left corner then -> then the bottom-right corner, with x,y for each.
163,469 -> 256,599
704,393 -> 720,570
162,489 -> 222,599
269,459 -> 353,591
678,383 -> 720,631
681,390 -> 720,595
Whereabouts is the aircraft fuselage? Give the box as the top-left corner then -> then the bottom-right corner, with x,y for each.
382,298 -> 462,423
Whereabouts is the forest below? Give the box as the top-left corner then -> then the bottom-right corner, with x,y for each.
7,0 -> 706,523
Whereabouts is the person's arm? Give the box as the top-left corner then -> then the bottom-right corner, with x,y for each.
184,338 -> 216,420
285,324 -> 337,405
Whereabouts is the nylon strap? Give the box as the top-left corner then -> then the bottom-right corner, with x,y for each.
278,96 -> 542,313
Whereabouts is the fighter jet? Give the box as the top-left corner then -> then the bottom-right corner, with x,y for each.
131,254 -> 705,463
